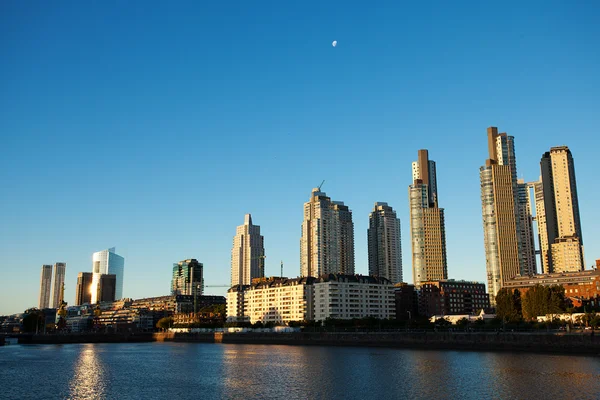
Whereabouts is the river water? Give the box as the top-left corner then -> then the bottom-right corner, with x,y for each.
1,342 -> 599,399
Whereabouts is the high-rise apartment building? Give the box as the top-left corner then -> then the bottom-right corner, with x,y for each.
172,259 -> 204,296
368,202 -> 402,283
409,150 -> 448,286
480,127 -> 523,304
300,188 -> 355,277
90,273 -> 117,304
517,179 -> 537,275
75,272 -> 93,305
38,264 -> 53,309
231,214 -> 265,286
51,262 -> 66,308
536,146 -> 584,273
92,247 -> 125,299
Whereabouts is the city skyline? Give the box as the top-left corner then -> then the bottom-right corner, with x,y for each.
1,2 -> 599,315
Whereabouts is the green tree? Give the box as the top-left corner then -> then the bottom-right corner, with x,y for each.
156,317 -> 174,331
522,285 -> 567,320
495,288 -> 522,322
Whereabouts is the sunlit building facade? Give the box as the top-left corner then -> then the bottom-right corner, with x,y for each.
409,149 -> 448,286
75,272 -> 93,305
367,202 -> 402,283
93,247 -> 125,300
301,188 -> 355,277
38,264 -> 53,309
51,262 -> 66,308
171,259 -> 204,296
231,214 -> 265,286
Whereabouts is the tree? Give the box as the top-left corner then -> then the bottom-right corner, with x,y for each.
495,288 -> 522,323
522,285 -> 568,321
22,309 -> 45,333
156,317 -> 174,331
455,318 -> 469,329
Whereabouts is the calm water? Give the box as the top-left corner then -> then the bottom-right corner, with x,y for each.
1,342 -> 599,399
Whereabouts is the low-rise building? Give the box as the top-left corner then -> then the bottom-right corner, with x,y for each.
394,283 -> 419,321
227,274 -> 396,324
503,270 -> 600,299
313,274 -> 395,321
419,280 -> 490,317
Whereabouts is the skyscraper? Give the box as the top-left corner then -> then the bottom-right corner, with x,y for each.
172,259 -> 204,296
231,214 -> 265,286
368,202 -> 402,283
89,273 -> 117,304
517,179 -> 537,275
92,247 -> 125,299
51,262 -> 66,308
480,127 -> 522,304
38,264 -> 53,309
536,146 -> 584,273
409,150 -> 448,286
75,272 -> 93,305
301,188 -> 355,277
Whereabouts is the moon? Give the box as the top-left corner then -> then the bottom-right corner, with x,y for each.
332,40 -> 337,47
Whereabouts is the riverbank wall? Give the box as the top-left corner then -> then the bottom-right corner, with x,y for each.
155,331 -> 600,355
17,332 -> 154,345
12,331 -> 600,355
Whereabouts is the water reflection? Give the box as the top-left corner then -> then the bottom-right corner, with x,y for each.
68,344 -> 107,399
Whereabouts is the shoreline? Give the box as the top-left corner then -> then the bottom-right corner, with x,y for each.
8,331 -> 600,356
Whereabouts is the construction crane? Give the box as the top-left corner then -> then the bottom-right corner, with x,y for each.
318,180 -> 325,191
205,285 -> 230,288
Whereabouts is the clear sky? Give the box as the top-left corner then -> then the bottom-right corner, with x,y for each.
1,1 -> 599,315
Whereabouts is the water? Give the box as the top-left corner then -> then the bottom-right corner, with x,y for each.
1,343 -> 599,399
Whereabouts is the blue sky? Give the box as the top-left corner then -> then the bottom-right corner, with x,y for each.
1,1 -> 599,315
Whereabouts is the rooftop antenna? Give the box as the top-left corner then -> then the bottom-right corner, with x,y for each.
318,180 -> 325,191
280,260 -> 284,278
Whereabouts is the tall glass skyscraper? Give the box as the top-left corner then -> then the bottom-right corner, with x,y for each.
172,259 -> 204,296
92,247 -> 125,300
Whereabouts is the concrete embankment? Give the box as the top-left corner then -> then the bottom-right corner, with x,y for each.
154,331 -> 600,355
17,332 -> 154,345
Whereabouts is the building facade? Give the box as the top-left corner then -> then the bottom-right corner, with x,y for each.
38,265 -> 53,309
536,146 -> 584,273
313,274 -> 395,321
300,188 -> 355,277
227,275 -> 395,324
503,270 -> 600,299
75,272 -> 93,306
231,214 -> 265,286
93,247 -> 125,300
480,127 -> 524,304
172,259 -> 204,297
51,262 -> 66,308
419,280 -> 490,317
367,202 -> 402,283
409,149 -> 448,286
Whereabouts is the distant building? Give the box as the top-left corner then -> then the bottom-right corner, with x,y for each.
93,247 -> 125,299
300,188 -> 355,277
419,280 -> 490,317
480,127 -> 525,305
90,274 -> 117,304
394,283 -> 419,321
227,274 -> 395,324
171,259 -> 204,297
231,214 -> 265,286
503,270 -> 600,299
536,146 -> 584,273
410,150 -> 448,286
38,265 -> 53,309
368,202 -> 402,283
75,272 -> 93,305
313,274 -> 395,321
51,262 -> 66,308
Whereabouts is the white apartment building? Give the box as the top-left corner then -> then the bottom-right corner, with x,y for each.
226,275 -> 395,324
313,274 -> 395,321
